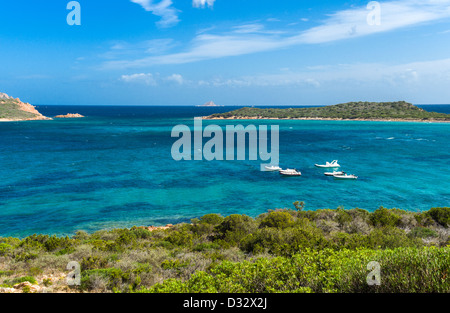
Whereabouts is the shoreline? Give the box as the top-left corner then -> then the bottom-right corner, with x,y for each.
203,116 -> 450,123
0,117 -> 52,122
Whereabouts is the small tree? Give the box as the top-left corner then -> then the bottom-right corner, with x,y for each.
294,201 -> 305,212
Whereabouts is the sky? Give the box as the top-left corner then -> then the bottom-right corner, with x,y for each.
1,0 -> 450,106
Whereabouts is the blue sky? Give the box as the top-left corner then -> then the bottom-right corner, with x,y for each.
1,0 -> 450,105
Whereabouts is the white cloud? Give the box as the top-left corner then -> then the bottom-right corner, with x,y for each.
165,74 -> 184,84
195,58 -> 450,89
121,73 -> 157,85
108,0 -> 450,68
130,0 -> 179,27
192,0 -> 215,8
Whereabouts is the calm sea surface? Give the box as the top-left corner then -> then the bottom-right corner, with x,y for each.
0,105 -> 449,237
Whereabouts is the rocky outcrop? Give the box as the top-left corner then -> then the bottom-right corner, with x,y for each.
54,113 -> 85,118
0,93 -> 13,100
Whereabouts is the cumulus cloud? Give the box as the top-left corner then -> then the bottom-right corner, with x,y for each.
165,74 -> 184,84
130,0 -> 179,27
192,0 -> 215,8
121,73 -> 157,85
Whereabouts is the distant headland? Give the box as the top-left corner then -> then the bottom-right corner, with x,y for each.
0,92 -> 85,122
0,92 -> 51,121
204,101 -> 450,122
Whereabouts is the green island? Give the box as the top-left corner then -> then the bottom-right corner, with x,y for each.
206,101 -> 450,121
1,206 -> 449,293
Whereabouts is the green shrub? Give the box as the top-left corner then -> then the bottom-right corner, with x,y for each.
408,227 -> 439,239
6,276 -> 38,286
81,255 -> 109,270
260,211 -> 295,229
193,242 -> 221,252
200,214 -> 224,225
426,207 -> 450,227
369,207 -> 401,227
166,230 -> 193,247
214,215 -> 257,245
0,243 -> 13,256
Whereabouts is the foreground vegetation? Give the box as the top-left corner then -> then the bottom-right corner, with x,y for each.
0,206 -> 449,293
207,101 -> 450,121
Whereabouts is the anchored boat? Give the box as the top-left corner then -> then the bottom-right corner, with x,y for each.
333,174 -> 358,180
279,169 -> 302,176
324,171 -> 345,176
265,165 -> 282,172
315,160 -> 341,168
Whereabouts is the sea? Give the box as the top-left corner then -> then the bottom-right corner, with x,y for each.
0,105 -> 449,237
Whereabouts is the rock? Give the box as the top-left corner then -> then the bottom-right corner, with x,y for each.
13,281 -> 41,293
0,92 -> 12,100
54,113 -> 85,118
0,287 -> 16,293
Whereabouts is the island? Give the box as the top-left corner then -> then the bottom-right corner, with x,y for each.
205,101 -> 450,122
0,92 -> 51,121
196,101 -> 223,107
54,113 -> 85,118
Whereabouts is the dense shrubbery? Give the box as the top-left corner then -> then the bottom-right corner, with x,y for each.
0,207 -> 449,293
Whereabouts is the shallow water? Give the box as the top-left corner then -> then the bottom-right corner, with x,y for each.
0,105 -> 449,237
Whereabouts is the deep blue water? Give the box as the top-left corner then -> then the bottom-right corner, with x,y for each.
0,105 -> 449,237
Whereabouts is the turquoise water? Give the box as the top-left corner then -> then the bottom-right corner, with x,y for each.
0,105 -> 449,237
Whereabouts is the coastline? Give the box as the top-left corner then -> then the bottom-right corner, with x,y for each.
203,116 -> 450,123
0,117 -> 52,122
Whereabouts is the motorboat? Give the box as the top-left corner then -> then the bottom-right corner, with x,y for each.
333,174 -> 358,180
324,171 -> 345,176
265,165 -> 282,172
315,160 -> 340,168
280,169 -> 302,176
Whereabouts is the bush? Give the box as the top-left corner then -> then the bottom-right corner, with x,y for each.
0,243 -> 13,256
408,227 -> 439,239
369,207 -> 401,227
200,214 -> 224,225
166,230 -> 193,247
260,211 -> 294,229
214,215 -> 257,245
426,207 -> 450,227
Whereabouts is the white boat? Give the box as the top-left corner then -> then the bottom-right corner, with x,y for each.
324,171 -> 345,176
315,160 -> 341,168
265,165 -> 282,172
333,174 -> 358,180
280,169 -> 302,176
